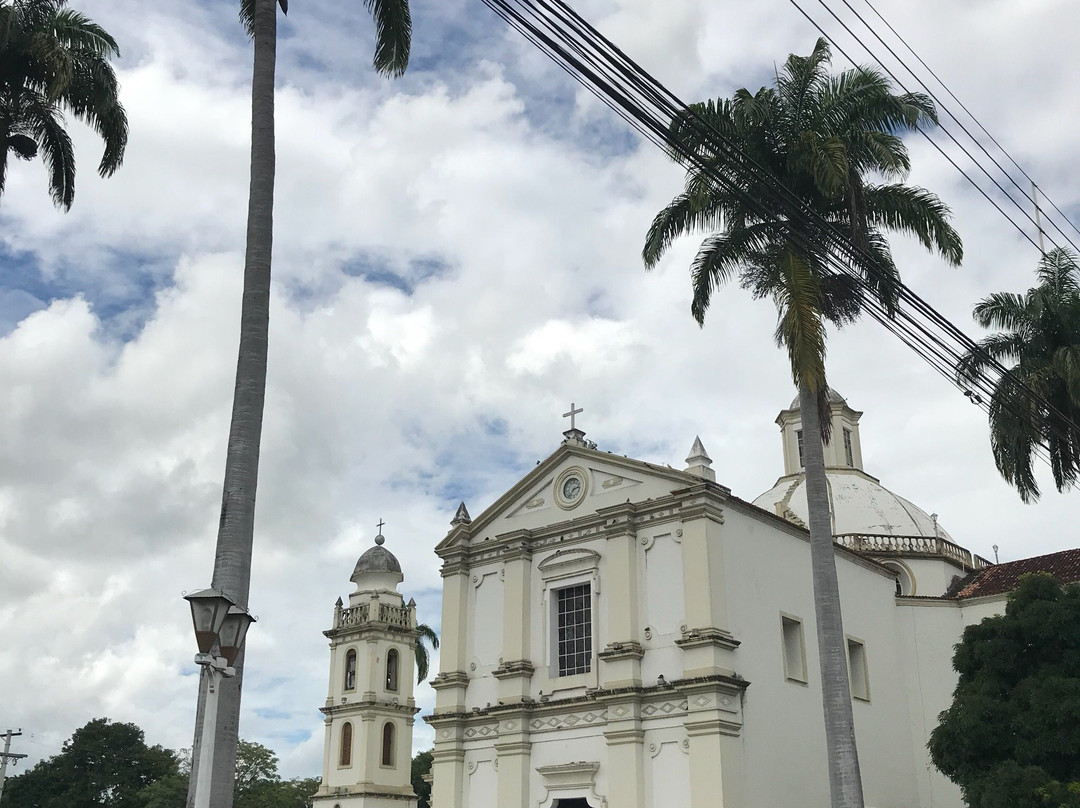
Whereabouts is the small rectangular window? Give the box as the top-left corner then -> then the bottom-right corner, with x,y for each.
847,638 -> 870,701
781,615 -> 807,683
843,428 -> 854,466
796,430 -> 805,467
556,584 -> 592,676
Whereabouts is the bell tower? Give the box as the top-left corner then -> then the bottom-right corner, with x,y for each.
313,529 -> 420,808
776,388 -> 866,477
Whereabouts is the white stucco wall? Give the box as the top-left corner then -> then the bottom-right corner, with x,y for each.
428,444 -> 1000,808
718,504 -> 925,808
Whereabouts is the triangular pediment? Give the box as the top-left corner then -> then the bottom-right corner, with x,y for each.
436,443 -> 704,553
502,460 -> 646,520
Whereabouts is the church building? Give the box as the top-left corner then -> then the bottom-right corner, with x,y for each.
315,391 -> 1080,808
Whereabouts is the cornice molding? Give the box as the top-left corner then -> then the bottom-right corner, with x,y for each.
492,659 -> 537,680
598,641 -> 645,662
429,671 -> 469,690
675,626 -> 741,651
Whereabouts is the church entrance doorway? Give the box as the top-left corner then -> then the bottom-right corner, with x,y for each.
553,800 -> 594,808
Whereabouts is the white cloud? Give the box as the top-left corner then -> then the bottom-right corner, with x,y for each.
3,0 -> 1079,782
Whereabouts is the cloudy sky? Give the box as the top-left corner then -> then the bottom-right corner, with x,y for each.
2,0 -> 1078,779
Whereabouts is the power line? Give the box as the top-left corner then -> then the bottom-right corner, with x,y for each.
805,0 -> 1080,256
855,0 -> 1080,246
479,0 -> 1080,474
783,0 -> 1074,259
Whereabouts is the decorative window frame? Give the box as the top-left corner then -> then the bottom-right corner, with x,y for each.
380,721 -> 396,768
880,560 -> 916,596
343,647 -> 358,692
536,762 -> 607,808
385,647 -> 400,692
538,548 -> 600,688
779,612 -> 808,685
846,635 -> 870,702
338,721 -> 353,768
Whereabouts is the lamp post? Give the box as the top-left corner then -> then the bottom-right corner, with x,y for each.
184,590 -> 255,808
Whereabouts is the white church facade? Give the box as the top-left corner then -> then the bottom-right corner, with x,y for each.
314,391 -> 1080,808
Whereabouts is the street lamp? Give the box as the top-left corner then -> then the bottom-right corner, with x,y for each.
184,590 -> 255,808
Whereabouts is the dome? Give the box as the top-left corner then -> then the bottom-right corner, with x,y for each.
353,545 -> 401,577
788,387 -> 848,410
351,533 -> 402,581
752,471 -> 951,540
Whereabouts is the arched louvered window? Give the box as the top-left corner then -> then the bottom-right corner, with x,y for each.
339,722 -> 353,767
381,722 -> 395,766
344,649 -> 357,691
385,648 -> 399,692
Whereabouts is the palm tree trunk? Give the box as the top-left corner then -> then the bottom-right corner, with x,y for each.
187,1 -> 277,806
798,381 -> 865,808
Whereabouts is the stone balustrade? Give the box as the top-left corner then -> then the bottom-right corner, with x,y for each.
334,600 -> 413,629
834,533 -> 990,570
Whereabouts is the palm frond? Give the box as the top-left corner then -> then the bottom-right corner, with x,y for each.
363,0 -> 411,78
1036,248 -> 1080,296
240,0 -> 286,39
689,223 -> 775,324
1052,345 -> 1080,407
863,183 -> 962,265
773,245 -> 828,396
971,292 -> 1030,332
414,623 -> 439,684
957,333 -> 1030,383
987,376 -> 1046,502
643,188 -> 727,269
23,89 -> 75,208
52,8 -> 120,58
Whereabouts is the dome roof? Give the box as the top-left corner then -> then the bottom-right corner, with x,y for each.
352,535 -> 402,578
788,387 -> 848,410
752,470 -> 951,540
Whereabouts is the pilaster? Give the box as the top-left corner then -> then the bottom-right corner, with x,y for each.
676,487 -> 738,677
494,709 -> 532,808
435,563 -> 470,712
598,501 -> 643,688
680,677 -> 747,808
498,534 -> 534,703
426,716 -> 465,808
599,696 -> 645,808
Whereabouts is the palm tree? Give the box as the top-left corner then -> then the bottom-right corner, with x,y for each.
643,38 -> 962,808
414,623 -> 440,684
0,0 -> 127,208
957,248 -> 1080,502
189,2 -> 411,807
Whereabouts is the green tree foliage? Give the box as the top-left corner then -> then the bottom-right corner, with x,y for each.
929,573 -> 1080,807
415,623 -> 440,684
411,749 -> 432,808
0,719 -> 179,808
957,248 -> 1080,502
136,774 -> 188,808
232,740 -> 318,808
0,0 -> 127,208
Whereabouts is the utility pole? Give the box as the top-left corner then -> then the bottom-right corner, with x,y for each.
1033,181 -> 1047,255
0,729 -> 27,804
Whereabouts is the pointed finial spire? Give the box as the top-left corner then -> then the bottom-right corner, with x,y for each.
451,501 -> 472,526
685,435 -> 716,481
335,596 -> 343,607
